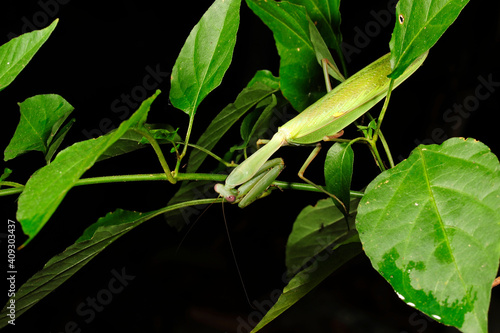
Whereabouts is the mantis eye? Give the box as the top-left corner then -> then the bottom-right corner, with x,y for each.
226,195 -> 236,203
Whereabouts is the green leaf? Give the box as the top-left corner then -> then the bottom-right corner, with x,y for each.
246,0 -> 325,111
239,94 -> 278,149
389,0 -> 471,78
286,198 -> 358,276
308,20 -> 344,83
0,19 -> 58,92
45,118 -> 76,163
0,198 -> 207,329
96,125 -> 180,162
324,142 -> 354,215
4,94 -> 74,161
17,90 -> 161,247
356,138 -> 500,332
186,72 -> 279,174
287,0 -> 343,66
96,129 -> 146,161
1,168 -> 12,182
247,70 -> 280,90
0,210 -> 146,328
169,0 -> 241,116
251,242 -> 362,332
138,127 -> 180,145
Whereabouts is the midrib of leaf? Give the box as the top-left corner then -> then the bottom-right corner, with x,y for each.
20,112 -> 47,152
14,210 -> 158,308
260,4 -> 312,50
192,14 -> 229,113
416,147 -> 476,320
16,239 -> 108,303
0,35 -> 47,82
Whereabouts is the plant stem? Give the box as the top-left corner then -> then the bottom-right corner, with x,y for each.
369,140 -> 387,172
378,130 -> 395,168
176,115 -> 195,175
0,181 -> 24,188
373,79 -> 395,143
0,187 -> 24,196
0,173 -> 365,198
134,128 -> 176,184
75,173 -> 227,185
178,142 -> 237,168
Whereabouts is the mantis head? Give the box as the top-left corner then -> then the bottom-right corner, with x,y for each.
214,183 -> 239,203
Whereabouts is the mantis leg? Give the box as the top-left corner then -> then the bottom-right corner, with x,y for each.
297,144 -> 349,218
236,158 -> 284,208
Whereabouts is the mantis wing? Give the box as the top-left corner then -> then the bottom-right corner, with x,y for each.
285,51 -> 428,145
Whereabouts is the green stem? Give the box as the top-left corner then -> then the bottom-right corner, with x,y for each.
75,173 -> 227,185
134,128 -> 176,184
0,172 -> 365,199
176,115 -> 195,175
335,45 -> 348,78
378,130 -> 395,168
0,181 -> 24,188
369,140 -> 387,172
0,187 -> 24,196
373,78 -> 395,143
178,142 -> 236,168
153,198 -> 225,216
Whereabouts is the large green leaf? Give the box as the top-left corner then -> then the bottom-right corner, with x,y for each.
251,241 -> 362,332
17,91 -> 161,247
286,198 -> 358,276
4,94 -> 74,161
0,19 -> 58,92
169,0 -> 241,116
389,0 -> 471,78
186,71 -> 280,174
97,124 -> 181,162
357,138 -> 500,332
246,0 -> 327,111
0,198 -> 217,329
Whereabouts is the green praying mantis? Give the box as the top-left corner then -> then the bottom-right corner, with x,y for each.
214,51 -> 429,208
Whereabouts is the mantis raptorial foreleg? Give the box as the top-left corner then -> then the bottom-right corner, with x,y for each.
215,158 -> 284,208
215,51 -> 428,206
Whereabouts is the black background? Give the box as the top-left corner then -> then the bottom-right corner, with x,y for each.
1,0 -> 499,332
